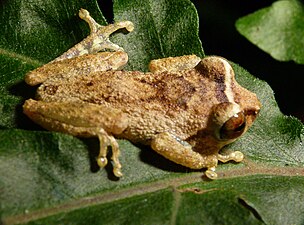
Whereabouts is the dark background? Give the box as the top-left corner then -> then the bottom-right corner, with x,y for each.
99,0 -> 304,122
193,0 -> 304,122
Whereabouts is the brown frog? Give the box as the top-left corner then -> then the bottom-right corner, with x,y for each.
23,9 -> 261,179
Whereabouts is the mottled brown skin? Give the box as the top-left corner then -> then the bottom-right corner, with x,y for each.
23,9 -> 261,179
35,58 -> 259,150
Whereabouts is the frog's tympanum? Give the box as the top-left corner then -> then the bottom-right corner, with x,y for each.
23,9 -> 261,179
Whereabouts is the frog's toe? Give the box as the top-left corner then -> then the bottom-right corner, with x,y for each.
109,136 -> 123,177
121,21 -> 134,32
113,167 -> 123,177
232,151 -> 244,162
205,167 -> 218,180
217,150 -> 244,163
96,156 -> 108,168
79,8 -> 90,19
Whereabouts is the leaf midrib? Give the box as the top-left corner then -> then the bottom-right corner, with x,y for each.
3,164 -> 304,224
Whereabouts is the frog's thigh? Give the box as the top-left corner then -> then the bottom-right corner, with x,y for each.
23,99 -> 128,177
151,132 -> 219,178
148,55 -> 201,73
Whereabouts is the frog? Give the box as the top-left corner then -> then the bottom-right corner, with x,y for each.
23,9 -> 261,179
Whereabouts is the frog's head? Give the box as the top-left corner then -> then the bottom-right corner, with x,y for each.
196,56 -> 261,146
190,100 -> 260,156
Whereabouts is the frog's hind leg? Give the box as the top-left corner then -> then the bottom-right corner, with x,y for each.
25,9 -> 133,86
23,99 -> 128,177
149,55 -> 201,73
53,9 -> 134,62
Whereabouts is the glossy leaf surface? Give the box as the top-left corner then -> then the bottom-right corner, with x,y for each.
0,0 -> 303,224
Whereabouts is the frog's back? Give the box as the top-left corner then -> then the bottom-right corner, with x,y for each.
37,68 -> 219,142
38,69 -> 219,110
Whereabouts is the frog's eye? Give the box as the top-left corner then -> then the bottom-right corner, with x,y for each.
220,111 -> 246,140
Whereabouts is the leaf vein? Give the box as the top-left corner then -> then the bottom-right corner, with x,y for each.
0,48 -> 43,67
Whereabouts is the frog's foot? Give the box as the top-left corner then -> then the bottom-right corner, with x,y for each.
205,151 -> 244,180
203,151 -> 244,179
96,131 -> 123,177
79,9 -> 134,37
54,9 -> 134,62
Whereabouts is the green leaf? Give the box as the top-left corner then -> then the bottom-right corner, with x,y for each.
112,0 -> 204,71
1,0 -> 304,224
178,176 -> 304,225
236,0 -> 304,64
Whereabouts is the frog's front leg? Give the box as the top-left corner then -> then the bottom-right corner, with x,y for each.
23,99 -> 128,177
151,132 -> 245,179
151,132 -> 220,179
